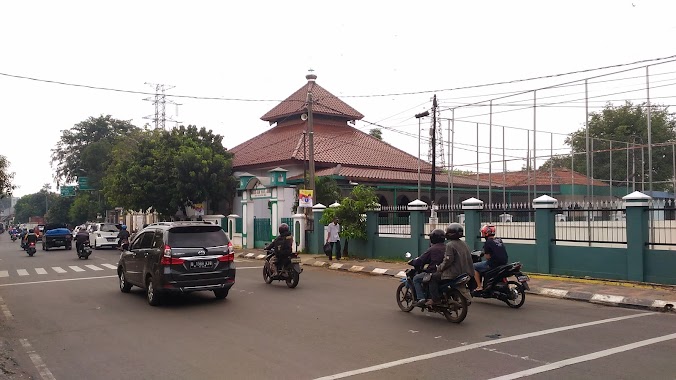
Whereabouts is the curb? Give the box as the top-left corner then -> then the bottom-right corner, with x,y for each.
236,253 -> 676,313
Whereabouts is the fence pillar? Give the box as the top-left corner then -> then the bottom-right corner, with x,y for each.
365,203 -> 381,258
462,197 -> 484,251
226,214 -> 239,239
311,203 -> 326,255
408,199 -> 428,257
533,195 -> 558,274
623,191 -> 651,282
292,213 -> 306,253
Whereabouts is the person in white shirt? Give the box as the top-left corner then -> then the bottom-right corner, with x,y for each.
326,217 -> 341,261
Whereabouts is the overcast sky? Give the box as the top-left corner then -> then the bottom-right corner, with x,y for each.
2,0 -> 676,197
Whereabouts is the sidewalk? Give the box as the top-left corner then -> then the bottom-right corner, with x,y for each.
236,250 -> 676,313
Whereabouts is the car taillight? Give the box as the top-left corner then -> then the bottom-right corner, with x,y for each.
160,245 -> 185,265
218,253 -> 234,262
29,242 -> 35,246
227,241 -> 234,254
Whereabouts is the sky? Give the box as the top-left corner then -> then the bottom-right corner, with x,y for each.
2,0 -> 676,197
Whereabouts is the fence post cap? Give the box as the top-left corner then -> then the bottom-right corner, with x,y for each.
365,202 -> 381,212
623,191 -> 651,207
227,214 -> 240,218
408,199 -> 428,211
461,197 -> 484,210
292,213 -> 306,219
329,201 -> 341,208
312,203 -> 327,211
533,195 -> 558,209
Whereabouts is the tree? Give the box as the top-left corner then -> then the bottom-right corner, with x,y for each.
68,192 -> 100,225
46,195 -> 74,225
540,102 -> 676,190
104,125 -> 238,217
315,176 -> 341,206
51,115 -> 139,188
0,155 -> 15,198
320,185 -> 378,241
369,128 -> 383,141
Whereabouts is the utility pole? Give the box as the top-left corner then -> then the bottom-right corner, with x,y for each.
306,73 -> 317,205
415,110 -> 430,200
143,82 -> 177,129
431,94 -> 437,206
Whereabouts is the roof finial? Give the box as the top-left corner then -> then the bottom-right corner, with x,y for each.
306,68 -> 317,82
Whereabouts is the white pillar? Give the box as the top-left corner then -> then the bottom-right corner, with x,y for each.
271,187 -> 279,239
242,190 -> 255,249
292,213 -> 307,253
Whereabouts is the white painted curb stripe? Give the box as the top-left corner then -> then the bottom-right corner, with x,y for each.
1,305 -> 13,320
256,254 -> 266,259
313,261 -> 327,267
0,270 -> 8,277
591,294 -> 625,304
51,267 -> 66,273
20,339 -> 56,380
35,268 -> 47,275
539,288 -> 569,298
395,271 -> 407,278
101,264 -> 117,270
489,332 -> 676,380
313,312 -> 656,380
651,300 -> 675,308
68,266 -> 85,272
329,263 -> 344,270
85,265 -> 103,271
349,266 -> 365,272
245,253 -> 255,258
372,268 -> 388,274
17,269 -> 29,276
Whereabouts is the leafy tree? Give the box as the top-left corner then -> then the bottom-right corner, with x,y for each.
51,115 -> 139,188
104,126 -> 238,217
0,155 -> 15,198
320,185 -> 378,241
369,128 -> 383,141
68,192 -> 100,225
46,195 -> 74,225
316,176 -> 341,206
13,188 -> 57,223
540,102 -> 676,190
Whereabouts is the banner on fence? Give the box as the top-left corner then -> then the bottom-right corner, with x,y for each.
298,190 -> 313,208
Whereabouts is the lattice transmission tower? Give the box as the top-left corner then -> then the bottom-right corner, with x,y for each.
427,98 -> 445,170
143,83 -> 178,129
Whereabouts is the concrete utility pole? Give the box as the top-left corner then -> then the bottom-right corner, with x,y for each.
415,110 -> 430,200
431,94 -> 437,205
306,73 -> 317,205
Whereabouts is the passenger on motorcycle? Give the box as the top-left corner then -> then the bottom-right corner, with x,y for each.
25,229 -> 38,247
426,223 -> 475,306
264,223 -> 293,277
75,228 -> 90,253
410,229 -> 446,306
116,225 -> 130,248
474,224 -> 509,292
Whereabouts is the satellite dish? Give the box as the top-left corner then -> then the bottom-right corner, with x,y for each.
301,113 -> 308,121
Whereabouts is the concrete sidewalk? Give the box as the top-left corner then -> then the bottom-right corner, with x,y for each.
236,249 -> 676,313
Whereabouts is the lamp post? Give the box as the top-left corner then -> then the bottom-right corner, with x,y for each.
415,111 -> 430,200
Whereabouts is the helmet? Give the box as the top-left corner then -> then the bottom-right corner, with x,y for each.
429,229 -> 445,244
445,223 -> 464,240
121,225 -> 127,230
279,223 -> 289,234
480,224 -> 496,238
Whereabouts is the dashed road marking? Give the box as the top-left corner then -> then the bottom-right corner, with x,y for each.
52,267 -> 67,273
17,269 -> 29,276
101,263 -> 117,270
0,296 -> 13,320
84,265 -> 103,271
0,270 -> 8,277
35,268 -> 47,275
20,338 -> 56,380
68,266 -> 85,272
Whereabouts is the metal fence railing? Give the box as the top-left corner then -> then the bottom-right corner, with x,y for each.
479,203 -> 536,240
433,203 -> 464,225
648,199 -> 676,246
554,201 -> 627,244
377,206 -> 411,236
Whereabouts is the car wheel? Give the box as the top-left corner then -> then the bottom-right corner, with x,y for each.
119,270 -> 132,293
146,276 -> 162,306
213,289 -> 229,299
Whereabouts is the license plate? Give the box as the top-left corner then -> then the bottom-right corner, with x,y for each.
517,275 -> 530,282
189,260 -> 214,269
107,238 -> 116,242
290,258 -> 302,263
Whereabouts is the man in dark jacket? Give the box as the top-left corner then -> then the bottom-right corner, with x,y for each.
427,223 -> 475,305
75,229 -> 90,253
410,229 -> 446,305
474,224 -> 508,292
264,223 -> 294,276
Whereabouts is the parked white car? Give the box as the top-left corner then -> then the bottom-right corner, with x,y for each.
88,223 -> 121,249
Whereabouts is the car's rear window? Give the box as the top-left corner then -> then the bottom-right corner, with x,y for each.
168,226 -> 229,248
100,224 -> 120,232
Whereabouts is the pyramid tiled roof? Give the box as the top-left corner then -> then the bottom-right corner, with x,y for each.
476,168 -> 608,187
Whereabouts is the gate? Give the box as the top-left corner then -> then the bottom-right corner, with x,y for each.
253,218 -> 272,248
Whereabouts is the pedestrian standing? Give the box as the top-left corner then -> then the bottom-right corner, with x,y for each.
326,217 -> 341,261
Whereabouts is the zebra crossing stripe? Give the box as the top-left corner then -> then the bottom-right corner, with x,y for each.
84,265 -> 103,271
35,268 -> 47,275
101,264 -> 117,270
68,266 -> 85,272
17,269 -> 29,276
52,267 -> 67,273
0,271 -> 8,278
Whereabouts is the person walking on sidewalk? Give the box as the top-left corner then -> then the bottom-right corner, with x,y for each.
326,217 -> 341,261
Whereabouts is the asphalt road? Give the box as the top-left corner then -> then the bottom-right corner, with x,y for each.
0,232 -> 675,380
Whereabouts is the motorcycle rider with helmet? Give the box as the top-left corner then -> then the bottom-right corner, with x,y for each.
25,228 -> 39,249
116,225 -> 131,249
410,229 -> 446,306
474,224 -> 509,292
75,228 -> 90,254
426,223 -> 475,306
264,223 -> 294,277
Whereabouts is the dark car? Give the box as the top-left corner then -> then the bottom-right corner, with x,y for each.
117,221 -> 236,306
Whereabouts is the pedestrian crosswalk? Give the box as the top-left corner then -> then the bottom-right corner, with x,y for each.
0,264 -> 118,278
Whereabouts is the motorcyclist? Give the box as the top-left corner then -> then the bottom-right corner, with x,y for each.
75,228 -> 90,253
410,229 -> 446,306
264,223 -> 294,277
19,229 -> 28,248
426,223 -> 475,306
474,224 -> 509,292
116,225 -> 131,248
25,228 -> 39,249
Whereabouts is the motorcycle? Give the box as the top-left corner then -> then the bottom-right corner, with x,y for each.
26,242 -> 36,257
262,248 -> 302,288
395,252 -> 471,323
470,250 -> 530,308
10,234 -> 16,242
77,241 -> 93,260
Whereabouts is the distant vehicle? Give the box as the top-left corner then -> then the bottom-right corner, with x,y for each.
88,223 -> 122,249
42,223 -> 73,251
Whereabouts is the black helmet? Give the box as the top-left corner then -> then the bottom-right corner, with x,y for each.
279,223 -> 290,234
429,229 -> 445,244
445,223 -> 464,240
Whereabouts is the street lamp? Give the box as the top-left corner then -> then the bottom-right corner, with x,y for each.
415,111 -> 430,200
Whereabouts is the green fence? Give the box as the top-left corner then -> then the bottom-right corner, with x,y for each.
254,218 -> 271,248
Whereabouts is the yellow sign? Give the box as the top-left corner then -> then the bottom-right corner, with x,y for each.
299,189 -> 314,208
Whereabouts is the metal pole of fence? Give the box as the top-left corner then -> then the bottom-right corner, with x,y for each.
626,142 -> 630,192
476,123 -> 480,199
610,140 -> 613,196
489,100 -> 493,206
527,131 -> 531,205
672,143 -> 675,195
641,145 -> 645,192
447,118 -> 451,209
646,66 -> 653,196
632,140 -> 636,192
533,90 -> 537,198
571,145 -> 575,198
585,79 -> 590,204
503,125 -> 506,208
550,132 -> 554,196
591,138 -> 595,203
451,113 -> 455,209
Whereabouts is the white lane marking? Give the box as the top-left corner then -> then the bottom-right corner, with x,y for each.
372,268 -> 388,274
0,270 -> 8,277
68,266 -> 85,272
101,263 -> 117,270
35,268 -> 48,275
481,347 -> 549,364
313,312 -> 657,380
540,288 -> 569,298
489,332 -> 676,380
85,265 -> 103,271
591,294 -> 625,304
51,267 -> 67,273
20,338 -> 56,380
17,269 -> 29,276
0,275 -> 117,287
0,296 -> 13,320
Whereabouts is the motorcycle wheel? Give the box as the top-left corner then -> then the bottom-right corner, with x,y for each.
396,283 -> 415,312
28,252 -> 34,257
263,262 -> 273,284
442,289 -> 468,323
286,269 -> 300,288
505,281 -> 526,308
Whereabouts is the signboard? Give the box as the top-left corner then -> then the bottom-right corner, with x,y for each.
298,189 -> 314,208
251,184 -> 272,199
193,203 -> 204,216
60,186 -> 76,197
78,177 -> 93,190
